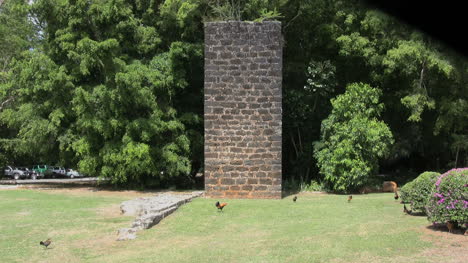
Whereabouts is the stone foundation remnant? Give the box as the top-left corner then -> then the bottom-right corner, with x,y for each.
117,191 -> 203,240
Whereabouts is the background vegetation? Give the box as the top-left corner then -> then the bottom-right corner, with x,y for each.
1,0 -> 467,190
400,171 -> 440,212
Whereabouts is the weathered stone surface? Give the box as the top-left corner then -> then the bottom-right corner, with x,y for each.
204,21 -> 282,199
117,191 -> 203,240
132,206 -> 178,230
120,198 -> 145,216
120,192 -> 203,216
117,228 -> 137,241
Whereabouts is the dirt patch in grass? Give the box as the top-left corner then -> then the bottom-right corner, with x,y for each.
15,197 -> 32,201
417,224 -> 468,263
72,231 -> 121,252
95,204 -> 123,218
284,192 -> 330,199
16,211 -> 31,216
19,185 -> 160,199
35,250 -> 82,263
0,185 -> 19,190
19,184 -> 202,199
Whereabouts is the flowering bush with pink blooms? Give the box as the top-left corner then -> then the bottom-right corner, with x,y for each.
426,168 -> 468,227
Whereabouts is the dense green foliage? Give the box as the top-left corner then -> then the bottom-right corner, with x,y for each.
280,1 -> 467,185
1,0 -> 206,186
0,0 -> 36,75
426,168 -> 468,226
400,171 -> 440,212
1,0 -> 467,188
314,83 -> 393,192
0,0 -> 38,167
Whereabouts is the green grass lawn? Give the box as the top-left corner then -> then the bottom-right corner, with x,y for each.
0,189 -> 456,263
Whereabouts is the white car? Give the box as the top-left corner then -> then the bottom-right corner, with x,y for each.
65,169 -> 82,179
3,166 -> 28,180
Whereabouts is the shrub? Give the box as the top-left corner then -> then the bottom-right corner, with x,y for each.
283,178 -> 327,192
400,181 -> 415,203
300,180 -> 325,192
314,83 -> 394,192
426,168 -> 468,226
400,171 -> 440,212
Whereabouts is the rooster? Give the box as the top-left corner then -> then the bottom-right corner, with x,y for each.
215,201 -> 227,211
293,196 -> 297,202
394,191 -> 399,201
348,195 -> 352,202
403,204 -> 412,215
40,238 -> 51,249
447,221 -> 455,233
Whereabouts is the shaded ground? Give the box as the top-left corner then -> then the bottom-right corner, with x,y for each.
418,224 -> 468,262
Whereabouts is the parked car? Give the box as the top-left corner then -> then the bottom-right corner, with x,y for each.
32,165 -> 52,178
3,166 -> 28,180
16,167 -> 41,180
50,166 -> 66,178
65,169 -> 83,179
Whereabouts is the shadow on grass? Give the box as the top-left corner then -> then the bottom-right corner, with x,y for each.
407,211 -> 426,217
281,190 -> 300,198
426,224 -> 467,235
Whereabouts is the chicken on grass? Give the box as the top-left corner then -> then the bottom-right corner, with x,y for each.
403,204 -> 412,215
40,238 -> 51,248
215,201 -> 227,211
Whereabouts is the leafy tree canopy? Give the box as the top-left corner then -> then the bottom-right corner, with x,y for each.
314,83 -> 394,192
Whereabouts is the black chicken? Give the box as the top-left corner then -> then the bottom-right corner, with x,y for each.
403,204 -> 412,215
40,238 -> 51,248
447,221 -> 455,233
293,196 -> 297,202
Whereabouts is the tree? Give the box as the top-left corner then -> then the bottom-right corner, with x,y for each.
314,83 -> 393,192
284,59 -> 338,184
0,0 -> 465,188
332,5 -> 467,171
0,0 -> 286,186
0,0 -> 37,90
0,0 -> 39,167
0,0 -> 206,187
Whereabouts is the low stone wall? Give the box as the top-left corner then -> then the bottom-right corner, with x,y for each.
117,191 -> 204,240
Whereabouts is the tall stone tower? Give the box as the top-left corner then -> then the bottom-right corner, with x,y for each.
204,21 -> 282,199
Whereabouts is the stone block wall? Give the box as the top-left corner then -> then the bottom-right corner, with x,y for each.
204,21 -> 282,199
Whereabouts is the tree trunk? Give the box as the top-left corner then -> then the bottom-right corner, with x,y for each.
0,96 -> 15,112
290,133 -> 299,158
297,127 -> 303,153
454,145 -> 459,168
